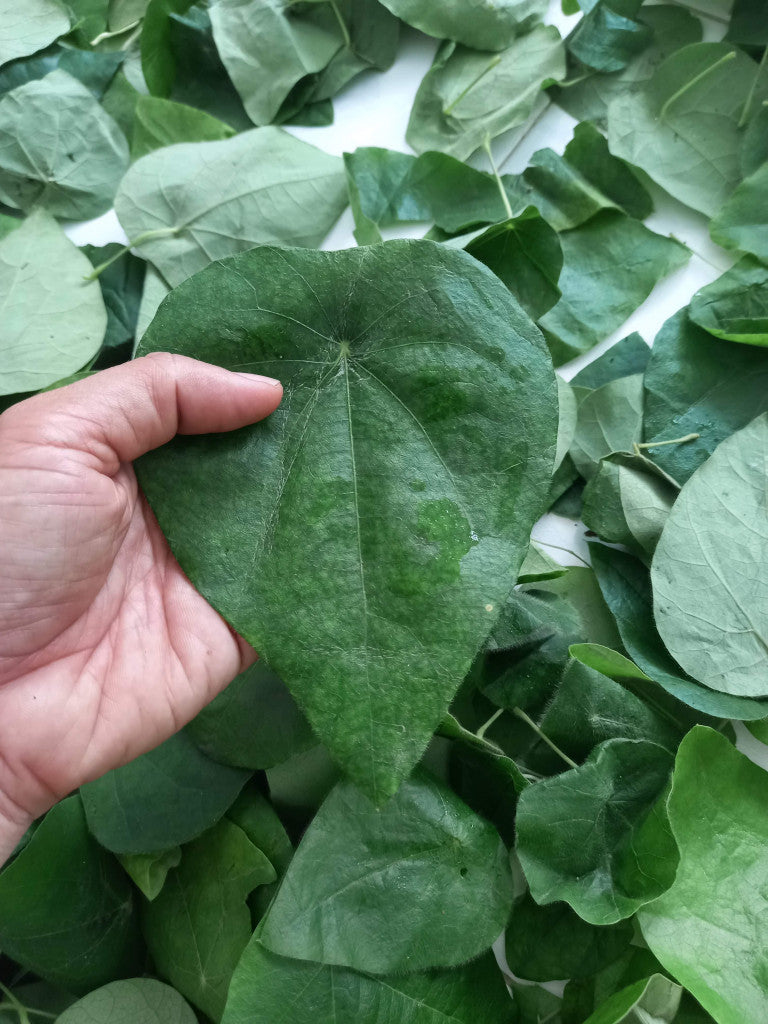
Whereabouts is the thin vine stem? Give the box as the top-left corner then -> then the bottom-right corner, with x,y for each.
512,706 -> 578,770
634,433 -> 699,450
483,137 -> 513,219
476,706 -> 505,741
84,227 -> 179,281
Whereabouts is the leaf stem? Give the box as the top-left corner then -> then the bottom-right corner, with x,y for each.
659,50 -> 736,121
328,0 -> 351,49
512,706 -> 578,770
443,55 -> 501,116
634,433 -> 699,450
739,45 -> 768,128
0,982 -> 30,1024
84,227 -> 179,281
483,136 -> 513,219
90,19 -> 141,46
476,706 -> 505,741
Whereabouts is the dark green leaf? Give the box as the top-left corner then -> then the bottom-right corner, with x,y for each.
0,70 -> 128,219
406,27 -> 566,160
0,796 -> 142,990
222,942 -> 515,1024
0,0 -> 70,67
143,818 -> 276,1021
135,240 -> 557,801
505,893 -> 633,982
590,543 -> 768,719
607,42 -> 768,216
642,307 -> 768,483
131,94 -> 234,159
82,242 -> 145,362
57,979 -> 197,1024
140,0 -> 194,97
740,102 -> 768,177
652,413 -> 768,698
80,730 -> 251,854
226,784 -> 293,919
639,727 -> 768,1024
0,44 -> 123,99
259,770 -> 514,973
344,146 -> 508,244
516,738 -> 676,924
710,161 -> 768,263
115,128 -> 348,287
539,211 -> 688,365
570,331 -> 650,391
727,0 -> 768,47
568,0 -> 650,74
0,209 -> 106,396
187,660 -> 314,770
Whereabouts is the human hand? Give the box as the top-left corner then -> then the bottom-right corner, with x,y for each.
0,355 -> 282,864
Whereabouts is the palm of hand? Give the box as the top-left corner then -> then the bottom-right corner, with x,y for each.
0,356 -> 281,841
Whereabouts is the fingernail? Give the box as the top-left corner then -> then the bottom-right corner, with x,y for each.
235,372 -> 282,388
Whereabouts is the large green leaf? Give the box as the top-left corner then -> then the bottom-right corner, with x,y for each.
378,0 -> 545,51
643,308 -> 768,483
539,212 -> 688,364
0,210 -> 106,396
569,373 -> 644,480
115,128 -> 348,287
689,256 -> 768,347
505,894 -> 633,982
209,0 -> 342,125
0,0 -> 70,68
639,727 -> 768,1024
710,161 -> 768,263
406,26 -> 566,160
187,660 -> 315,770
607,42 -> 768,216
135,240 -> 557,801
344,146 -> 509,244
57,980 -> 197,1024
79,730 -> 251,854
259,771 -> 514,973
0,70 -> 128,219
143,819 -> 276,1021
223,942 -> 514,1024
0,797 -> 142,991
516,738 -> 677,925
131,94 -> 235,158
590,543 -> 768,720
651,413 -> 768,697
584,975 -> 682,1024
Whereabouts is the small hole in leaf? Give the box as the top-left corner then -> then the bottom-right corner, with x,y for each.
460,867 -> 468,877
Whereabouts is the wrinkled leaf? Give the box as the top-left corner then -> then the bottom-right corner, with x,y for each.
80,730 -> 251,854
639,727 -> 768,1024
516,738 -> 677,925
259,770 -> 514,973
607,42 -> 768,216
187,660 -> 314,771
135,240 -> 556,801
115,128 -> 348,287
0,0 -> 70,68
407,26 -> 566,161
0,210 -> 106,396
0,796 -> 142,991
0,70 -> 128,219
143,819 -> 276,1021
57,979 -> 197,1024
643,307 -> 768,483
652,413 -> 768,698
539,212 -> 688,364
222,942 -> 514,1024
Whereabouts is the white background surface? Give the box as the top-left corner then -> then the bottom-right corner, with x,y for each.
63,0 -> 767,765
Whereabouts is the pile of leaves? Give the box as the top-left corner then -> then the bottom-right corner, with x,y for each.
1,0 -> 768,1022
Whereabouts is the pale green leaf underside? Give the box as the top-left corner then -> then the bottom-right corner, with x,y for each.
0,210 -> 106,396
135,240 -> 557,801
57,979 -> 197,1024
378,0 -> 546,51
0,0 -> 70,68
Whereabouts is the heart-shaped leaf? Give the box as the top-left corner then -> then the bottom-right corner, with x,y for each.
135,240 -> 557,802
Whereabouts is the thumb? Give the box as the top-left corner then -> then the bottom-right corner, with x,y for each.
1,353 -> 283,473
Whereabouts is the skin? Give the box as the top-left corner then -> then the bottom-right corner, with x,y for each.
0,354 -> 283,866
